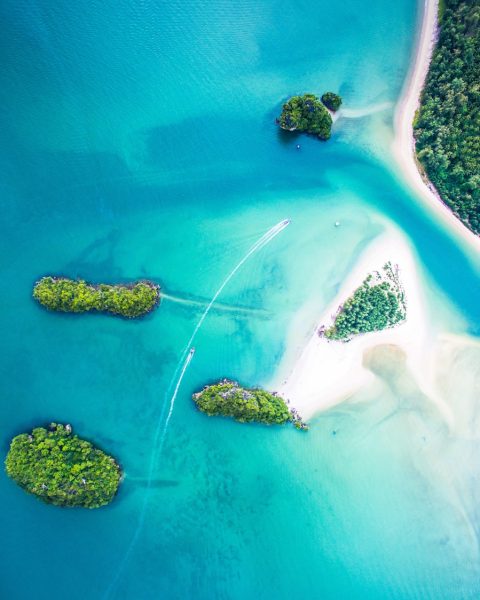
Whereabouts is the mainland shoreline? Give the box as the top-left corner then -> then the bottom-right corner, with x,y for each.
392,0 -> 480,253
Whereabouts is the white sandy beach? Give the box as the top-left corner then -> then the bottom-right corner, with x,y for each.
392,0 -> 480,255
273,227 -> 454,421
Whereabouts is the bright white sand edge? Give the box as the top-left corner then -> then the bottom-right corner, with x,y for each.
392,0 -> 480,254
272,228 -> 452,421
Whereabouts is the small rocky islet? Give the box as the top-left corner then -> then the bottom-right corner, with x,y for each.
193,379 -> 308,430
277,92 -> 342,140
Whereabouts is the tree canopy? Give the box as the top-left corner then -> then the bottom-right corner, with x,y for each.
5,423 -> 121,508
33,276 -> 160,318
192,380 -> 309,428
321,92 -> 342,111
277,94 -> 333,140
324,263 -> 406,340
414,0 -> 480,234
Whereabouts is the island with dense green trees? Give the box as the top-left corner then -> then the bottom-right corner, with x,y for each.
414,0 -> 480,234
33,276 -> 160,318
322,262 -> 406,341
321,92 -> 342,112
277,92 -> 341,140
5,423 -> 121,508
193,379 -> 308,429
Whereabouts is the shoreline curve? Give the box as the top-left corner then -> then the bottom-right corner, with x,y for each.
392,0 -> 480,255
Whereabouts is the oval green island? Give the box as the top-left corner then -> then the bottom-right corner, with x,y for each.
33,276 -> 160,318
5,423 -> 122,508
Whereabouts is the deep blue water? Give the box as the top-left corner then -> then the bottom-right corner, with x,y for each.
1,1 -> 480,599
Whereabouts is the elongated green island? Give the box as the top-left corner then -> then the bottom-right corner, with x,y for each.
33,276 -> 160,318
277,92 -> 341,140
414,0 -> 480,234
323,262 -> 406,340
5,423 -> 122,508
193,380 -> 308,430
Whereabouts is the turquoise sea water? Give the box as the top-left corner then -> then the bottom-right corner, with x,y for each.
1,0 -> 480,598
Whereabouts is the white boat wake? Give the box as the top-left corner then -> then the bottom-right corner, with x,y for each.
103,218 -> 290,598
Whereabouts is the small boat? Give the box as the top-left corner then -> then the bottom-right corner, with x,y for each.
189,348 -> 195,356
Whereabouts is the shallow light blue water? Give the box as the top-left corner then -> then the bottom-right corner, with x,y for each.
1,1 -> 480,599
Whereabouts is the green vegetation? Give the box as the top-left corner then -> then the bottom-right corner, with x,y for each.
5,423 -> 121,508
414,0 -> 480,234
438,0 -> 447,21
323,263 -> 406,341
33,276 -> 160,318
277,94 -> 333,140
321,92 -> 342,112
193,380 -> 308,429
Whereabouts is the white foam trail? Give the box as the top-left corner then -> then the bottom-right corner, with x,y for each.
160,292 -> 267,316
183,219 -> 289,351
103,219 -> 290,598
157,349 -> 194,452
158,219 -> 290,448
103,348 -> 194,600
159,220 -> 290,402
156,219 -> 290,448
339,101 -> 393,119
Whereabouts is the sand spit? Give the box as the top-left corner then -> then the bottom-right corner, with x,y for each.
273,229 -> 450,421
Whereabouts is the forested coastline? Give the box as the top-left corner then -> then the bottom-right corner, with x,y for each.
414,0 -> 480,234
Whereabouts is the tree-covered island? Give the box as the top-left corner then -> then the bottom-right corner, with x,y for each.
277,93 -> 341,140
33,276 -> 160,318
322,262 -> 406,341
414,0 -> 480,234
5,423 -> 122,508
321,92 -> 342,112
193,380 -> 308,430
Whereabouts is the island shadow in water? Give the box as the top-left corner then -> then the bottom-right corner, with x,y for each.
63,229 -> 123,282
276,126 -> 302,146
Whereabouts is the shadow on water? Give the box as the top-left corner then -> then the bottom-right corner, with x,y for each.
63,229 -> 123,280
276,126 -> 302,146
126,478 -> 180,489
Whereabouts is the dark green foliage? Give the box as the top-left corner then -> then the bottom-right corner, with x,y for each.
321,92 -> 342,111
324,263 -> 406,340
5,424 -> 121,508
277,94 -> 333,140
414,0 -> 480,234
193,380 -> 293,425
33,276 -> 160,318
